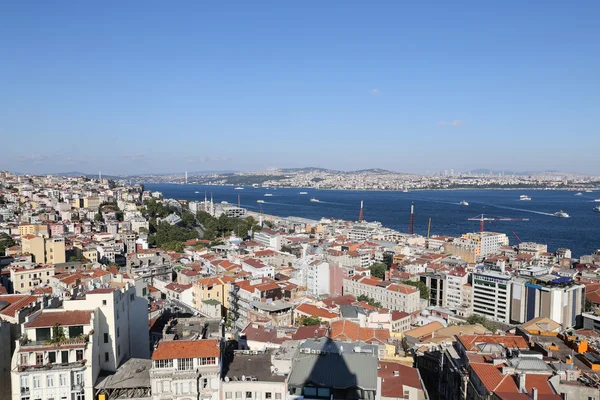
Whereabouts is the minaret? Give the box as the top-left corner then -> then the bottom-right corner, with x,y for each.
185,171 -> 188,184
210,193 -> 214,216
204,192 -> 208,212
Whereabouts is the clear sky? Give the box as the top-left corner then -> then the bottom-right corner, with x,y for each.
1,1 -> 599,175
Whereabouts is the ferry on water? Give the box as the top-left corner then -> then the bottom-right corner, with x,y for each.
594,206 -> 600,213
256,200 -> 265,203
575,192 -> 583,196
264,193 -> 273,197
299,192 -> 308,195
520,195 -> 532,201
594,199 -> 600,202
234,187 -> 244,190
459,200 -> 469,206
310,198 -> 320,203
194,191 -> 199,194
554,210 -> 570,218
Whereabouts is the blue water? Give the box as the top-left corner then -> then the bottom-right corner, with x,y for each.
145,184 -> 600,257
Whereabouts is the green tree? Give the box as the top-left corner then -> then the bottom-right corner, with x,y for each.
402,280 -> 431,300
0,233 -> 16,255
369,262 -> 388,279
94,212 -> 104,222
301,316 -> 322,326
466,314 -> 503,332
356,294 -> 382,308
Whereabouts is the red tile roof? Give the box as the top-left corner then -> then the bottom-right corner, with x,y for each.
378,361 -> 423,397
295,303 -> 339,320
458,335 -> 529,351
87,288 -> 117,294
0,295 -> 38,318
585,283 -> 600,304
26,310 -> 93,328
152,339 -> 220,360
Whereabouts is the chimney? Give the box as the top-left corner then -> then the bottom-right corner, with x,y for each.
393,371 -> 399,377
518,373 -> 526,392
532,388 -> 538,400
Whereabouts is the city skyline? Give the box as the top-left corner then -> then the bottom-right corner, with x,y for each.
2,2 -> 599,174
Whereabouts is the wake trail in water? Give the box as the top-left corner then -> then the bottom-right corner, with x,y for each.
316,201 -> 353,207
410,197 -> 464,206
482,203 -> 556,217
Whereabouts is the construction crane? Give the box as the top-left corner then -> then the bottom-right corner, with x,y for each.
512,231 -> 523,243
468,214 -> 529,232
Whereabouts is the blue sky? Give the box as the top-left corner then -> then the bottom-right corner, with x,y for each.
1,1 -> 599,175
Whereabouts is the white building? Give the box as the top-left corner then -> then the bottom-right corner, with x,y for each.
11,309 -> 99,400
307,259 -> 330,296
150,339 -> 220,400
62,285 -> 150,370
343,276 -> 420,313
472,269 -> 513,323
254,228 -> 282,251
221,350 -> 287,400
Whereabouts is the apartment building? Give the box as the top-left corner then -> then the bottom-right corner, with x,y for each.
62,285 -> 151,369
461,232 -> 509,258
420,273 -> 445,307
472,269 -> 513,323
21,235 -> 65,265
307,259 -> 331,296
150,340 -> 220,400
192,277 -> 233,317
343,276 -> 420,313
240,258 -> 274,278
11,309 -> 98,400
18,224 -> 49,237
510,275 -> 584,328
253,228 -> 282,250
9,263 -> 55,293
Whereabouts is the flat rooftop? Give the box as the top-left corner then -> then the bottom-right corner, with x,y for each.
223,350 -> 286,382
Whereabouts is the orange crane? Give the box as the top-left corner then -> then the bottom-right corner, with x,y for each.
512,231 -> 523,243
468,214 -> 529,232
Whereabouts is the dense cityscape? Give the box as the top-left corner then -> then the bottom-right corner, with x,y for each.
116,168 -> 600,191
0,171 -> 599,400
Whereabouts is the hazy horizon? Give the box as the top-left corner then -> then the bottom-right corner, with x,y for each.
1,2 -> 599,174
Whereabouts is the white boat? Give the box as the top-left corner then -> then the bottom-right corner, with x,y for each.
520,195 -> 532,201
459,200 -> 469,206
256,200 -> 265,203
402,189 -> 408,193
299,192 -> 308,195
554,210 -> 570,218
194,191 -> 199,194
264,193 -> 273,197
585,190 -> 593,193
575,192 -> 583,196
234,187 -> 244,190
310,198 -> 320,203
594,199 -> 600,202
594,206 -> 600,213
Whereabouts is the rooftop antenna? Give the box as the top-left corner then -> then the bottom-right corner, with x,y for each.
408,202 -> 415,234
358,200 -> 364,222
238,194 -> 241,208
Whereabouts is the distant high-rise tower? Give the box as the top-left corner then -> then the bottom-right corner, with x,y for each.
408,202 -> 415,234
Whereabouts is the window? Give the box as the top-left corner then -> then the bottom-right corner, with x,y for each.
225,393 -> 232,399
255,392 -> 262,400
199,357 -> 216,365
177,358 -> 193,370
202,378 -> 208,389
59,374 -> 67,386
47,374 -> 54,387
246,392 -> 252,399
48,351 -> 56,363
153,359 -> 173,368
105,352 -> 109,362
61,351 -> 68,363
275,395 -> 281,400
74,393 -> 84,400
75,372 -> 84,385
76,350 -> 83,361
117,345 -> 121,357
20,354 -> 28,366
116,310 -> 119,320
102,300 -> 107,306
35,353 -> 43,365
235,393 -> 242,399
32,375 -> 41,389
117,328 -> 120,338
265,393 -> 272,399
104,333 -> 109,343
20,376 -> 29,392
130,293 -> 135,301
